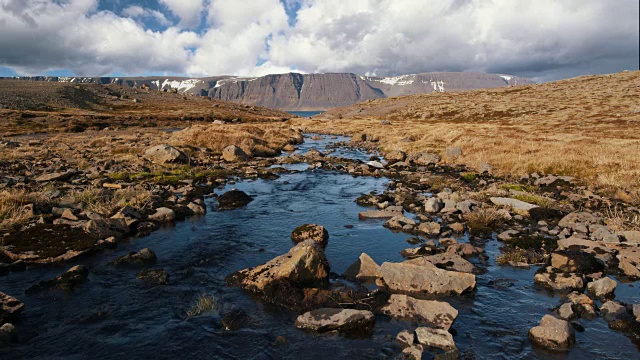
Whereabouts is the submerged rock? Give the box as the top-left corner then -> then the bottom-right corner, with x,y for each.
295,308 -> 374,334
26,265 -> 89,294
137,269 -> 169,285
534,272 -> 584,292
111,248 -> 157,266
0,292 -> 24,325
291,224 -> 329,246
381,294 -> 458,330
528,315 -> 575,352
343,253 -> 382,280
380,261 -> 476,297
217,190 -> 253,210
0,323 -> 17,346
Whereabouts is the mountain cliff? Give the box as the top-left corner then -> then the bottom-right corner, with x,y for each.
2,72 -> 534,110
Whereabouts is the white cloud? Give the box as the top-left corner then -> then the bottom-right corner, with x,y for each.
0,0 -> 637,80
159,0 -> 205,29
123,5 -> 171,27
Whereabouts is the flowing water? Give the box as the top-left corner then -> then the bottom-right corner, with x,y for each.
1,135 -> 639,359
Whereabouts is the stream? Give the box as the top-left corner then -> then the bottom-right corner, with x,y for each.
1,135 -> 639,359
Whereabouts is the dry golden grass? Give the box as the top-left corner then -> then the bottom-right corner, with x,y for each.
70,186 -> 153,216
292,71 -> 640,201
172,123 -> 303,157
0,188 -> 48,229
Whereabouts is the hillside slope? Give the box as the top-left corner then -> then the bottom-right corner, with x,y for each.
295,71 -> 640,200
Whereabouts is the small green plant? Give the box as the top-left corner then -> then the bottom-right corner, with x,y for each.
512,193 -> 553,208
186,294 -> 217,317
499,183 -> 537,192
460,172 -> 477,182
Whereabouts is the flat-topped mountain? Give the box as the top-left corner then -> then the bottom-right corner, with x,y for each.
3,72 -> 534,110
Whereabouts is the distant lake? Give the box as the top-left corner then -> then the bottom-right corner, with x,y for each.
287,110 -> 324,117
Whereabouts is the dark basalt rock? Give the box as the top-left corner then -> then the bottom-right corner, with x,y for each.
111,248 -> 157,266
217,190 -> 253,210
26,265 -> 89,294
137,269 -> 169,285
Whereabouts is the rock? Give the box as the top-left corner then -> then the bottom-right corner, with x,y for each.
351,132 -> 367,142
381,294 -> 458,330
498,230 -> 520,241
26,265 -> 89,293
137,269 -> 169,285
455,200 -> 475,214
586,277 -> 617,298
550,251 -> 603,274
444,146 -> 462,161
366,161 -> 385,169
556,236 -> 616,267
111,205 -> 143,226
343,253 -> 382,279
231,240 -> 329,293
146,207 -> 174,223
385,216 -> 416,230
217,190 -> 253,210
291,224 -> 329,246
415,327 -> 456,351
0,322 -> 17,345
0,292 -> 24,325
633,304 -> 640,321
446,243 -> 484,258
440,199 -> 458,213
534,272 -> 584,292
386,150 -> 406,162
220,305 -> 249,330
111,248 -> 157,266
283,144 -> 296,152
558,212 -> 603,234
600,301 -> 625,321
420,253 -> 475,273
83,218 -> 129,239
424,198 -> 444,213
617,246 -> 640,279
528,315 -> 575,351
35,170 -> 76,182
380,120 -> 392,125
557,303 -> 575,320
412,153 -> 441,165
449,223 -> 464,233
61,208 -> 79,221
399,345 -> 424,360
294,308 -> 374,334
359,209 -> 403,220
418,222 -> 441,236
222,145 -> 249,162
489,197 -> 538,215
622,231 -> 640,243
144,144 -> 188,164
535,175 -> 575,187
566,292 -> 598,319
187,202 -> 206,215
380,261 -> 476,297
396,329 -> 416,348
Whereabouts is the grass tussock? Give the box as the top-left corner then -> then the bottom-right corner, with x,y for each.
70,186 -> 152,216
605,205 -> 640,232
0,189 -> 48,229
186,294 -> 217,317
172,123 -> 302,157
464,207 -> 508,234
496,248 -> 544,265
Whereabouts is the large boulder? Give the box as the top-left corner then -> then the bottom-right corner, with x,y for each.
380,261 -> 476,297
231,240 -> 329,293
291,224 -> 329,246
586,277 -> 617,298
381,294 -> 458,330
148,207 -> 176,223
217,190 -> 253,210
359,209 -> 403,220
386,150 -> 407,162
343,253 -> 382,280
528,315 -> 575,351
424,198 -> 444,213
550,250 -> 603,274
600,301 -> 626,321
417,222 -> 441,236
411,153 -> 441,165
295,308 -> 374,334
0,292 -> 24,325
418,253 -> 475,273
222,145 -> 249,162
415,327 -> 456,351
144,144 -> 188,164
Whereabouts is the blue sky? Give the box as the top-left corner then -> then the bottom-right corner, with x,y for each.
0,0 -> 638,82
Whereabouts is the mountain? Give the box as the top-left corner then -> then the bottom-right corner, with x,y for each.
2,72 -> 534,110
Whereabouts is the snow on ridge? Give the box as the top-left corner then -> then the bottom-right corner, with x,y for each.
499,75 -> 513,82
160,78 -> 203,92
430,80 -> 445,92
375,74 -> 416,86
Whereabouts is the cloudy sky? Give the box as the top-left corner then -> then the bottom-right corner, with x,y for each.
0,0 -> 637,82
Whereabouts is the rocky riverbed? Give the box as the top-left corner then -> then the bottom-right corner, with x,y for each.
1,132 -> 640,359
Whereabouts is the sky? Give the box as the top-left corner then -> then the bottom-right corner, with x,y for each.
0,0 -> 638,82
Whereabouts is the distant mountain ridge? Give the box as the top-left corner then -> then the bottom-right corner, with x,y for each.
2,72 -> 534,110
